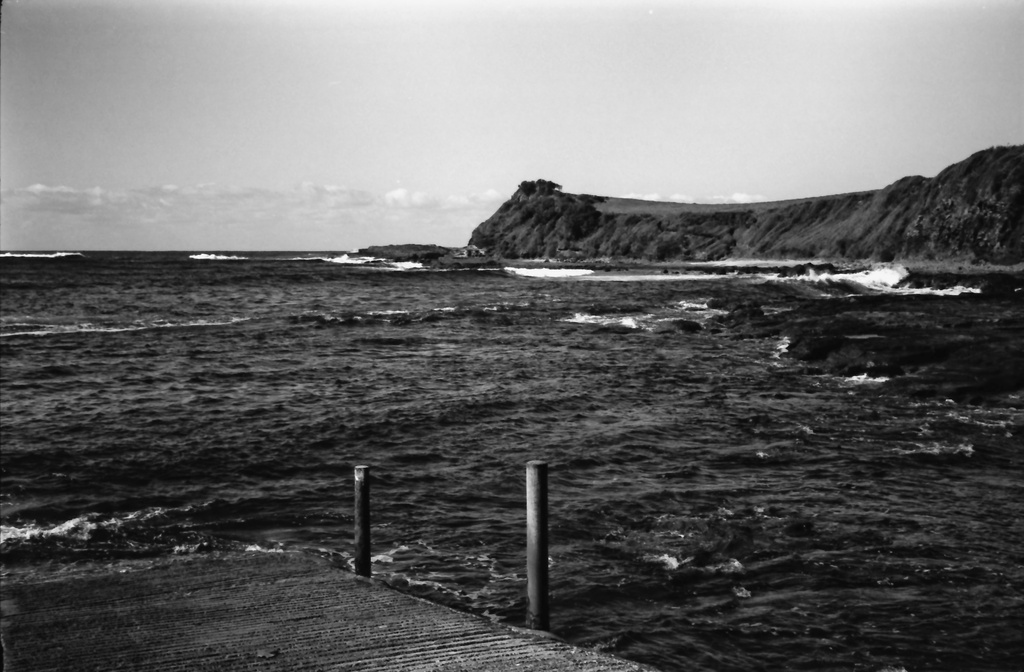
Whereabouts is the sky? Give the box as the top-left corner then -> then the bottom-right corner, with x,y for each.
1,0 -> 1021,251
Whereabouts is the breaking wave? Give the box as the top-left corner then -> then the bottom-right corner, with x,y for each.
189,253 -> 248,260
318,254 -> 424,270
0,506 -> 181,544
1,252 -> 85,259
800,265 -> 980,295
564,313 -> 645,329
505,267 -> 594,278
1,316 -> 250,338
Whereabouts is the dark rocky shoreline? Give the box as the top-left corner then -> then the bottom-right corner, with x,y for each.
705,270 -> 1024,407
355,244 -> 1023,406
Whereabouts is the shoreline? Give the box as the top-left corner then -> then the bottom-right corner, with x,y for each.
493,258 -> 1024,289
407,246 -> 1024,277
496,257 -> 1024,273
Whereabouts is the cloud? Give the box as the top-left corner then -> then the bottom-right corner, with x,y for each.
668,194 -> 695,203
1,183 -> 508,251
384,188 -> 440,209
25,184 -> 76,194
385,187 -> 506,210
622,192 -> 664,201
472,188 -> 504,203
442,188 -> 506,209
293,182 -> 377,207
705,193 -> 767,204
619,191 -> 766,204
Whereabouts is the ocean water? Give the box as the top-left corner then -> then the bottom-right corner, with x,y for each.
2,251 -> 1021,671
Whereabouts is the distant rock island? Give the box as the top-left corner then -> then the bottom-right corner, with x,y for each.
468,146 -> 1023,264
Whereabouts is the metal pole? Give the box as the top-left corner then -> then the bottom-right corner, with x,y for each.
526,460 -> 549,630
354,465 -> 371,577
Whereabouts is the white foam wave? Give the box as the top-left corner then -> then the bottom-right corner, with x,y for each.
947,411 -> 1014,429
710,558 -> 746,574
1,316 -> 250,338
564,313 -> 644,329
505,267 -> 594,278
396,575 -> 450,592
189,253 -> 248,260
797,265 -> 980,295
731,265 -> 907,290
773,336 -> 791,360
473,301 -> 529,313
1,516 -> 97,543
633,263 -> 986,295
645,553 -> 683,570
697,258 -> 824,267
0,507 -> 173,544
894,442 -> 974,457
905,284 -> 981,295
580,273 -> 728,282
504,262 -> 980,293
323,254 -> 383,264
0,252 -> 84,259
843,373 -> 891,384
319,254 -> 424,270
244,544 -> 285,553
641,554 -> 746,575
830,265 -> 909,289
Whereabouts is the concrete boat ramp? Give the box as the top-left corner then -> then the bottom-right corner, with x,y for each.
1,551 -> 656,671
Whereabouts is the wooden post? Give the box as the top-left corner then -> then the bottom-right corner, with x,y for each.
354,465 -> 371,577
526,460 -> 549,631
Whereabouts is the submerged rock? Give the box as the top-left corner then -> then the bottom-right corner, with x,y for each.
705,283 -> 1024,405
653,319 -> 703,334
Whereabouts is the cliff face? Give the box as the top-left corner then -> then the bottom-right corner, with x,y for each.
469,146 -> 1024,263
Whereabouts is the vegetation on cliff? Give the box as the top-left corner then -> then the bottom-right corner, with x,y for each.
469,146 -> 1024,263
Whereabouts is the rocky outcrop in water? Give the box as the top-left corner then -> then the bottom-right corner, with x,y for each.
703,271 -> 1024,405
357,244 -> 453,262
470,146 -> 1024,264
356,244 -> 500,269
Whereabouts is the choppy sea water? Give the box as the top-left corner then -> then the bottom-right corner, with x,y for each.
2,251 -> 1021,671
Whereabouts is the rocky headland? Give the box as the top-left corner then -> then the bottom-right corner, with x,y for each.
469,146 -> 1023,265
362,147 -> 1022,406
462,146 -> 1024,406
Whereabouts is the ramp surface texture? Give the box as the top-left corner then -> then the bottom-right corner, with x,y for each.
1,551 -> 656,671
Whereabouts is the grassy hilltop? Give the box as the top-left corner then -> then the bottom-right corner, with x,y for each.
469,146 -> 1024,264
